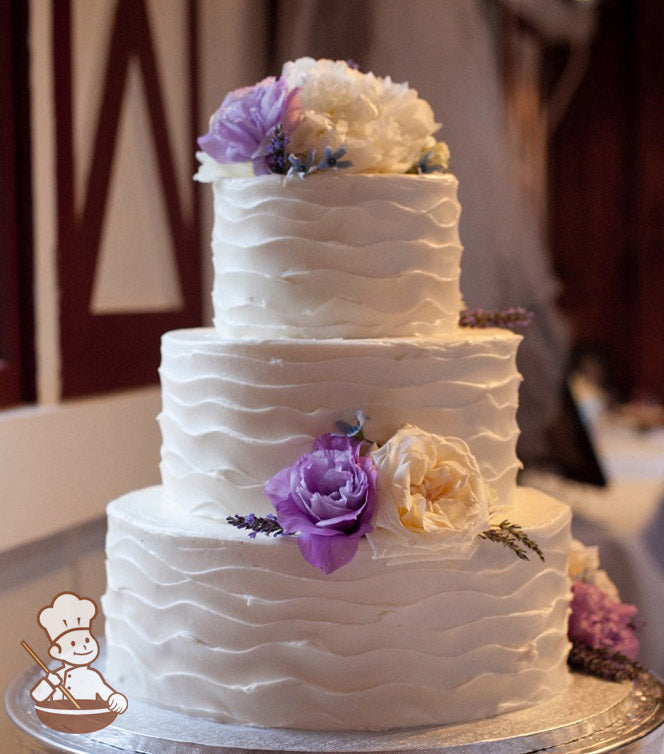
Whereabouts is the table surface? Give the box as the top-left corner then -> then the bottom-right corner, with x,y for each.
4,663 -> 664,754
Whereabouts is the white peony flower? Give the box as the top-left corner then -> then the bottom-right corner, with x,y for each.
281,58 -> 440,174
366,425 -> 492,564
568,538 -> 620,600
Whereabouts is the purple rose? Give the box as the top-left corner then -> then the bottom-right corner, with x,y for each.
265,434 -> 376,574
569,581 -> 639,660
198,76 -> 300,175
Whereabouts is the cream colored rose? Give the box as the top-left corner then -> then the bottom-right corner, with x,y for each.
568,538 -> 600,579
568,538 -> 619,600
422,140 -> 451,171
282,57 -> 439,174
366,425 -> 492,564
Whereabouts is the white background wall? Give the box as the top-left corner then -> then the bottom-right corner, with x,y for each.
0,0 -> 270,554
0,0 -> 264,746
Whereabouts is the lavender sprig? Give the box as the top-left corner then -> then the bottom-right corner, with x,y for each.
459,307 -> 534,330
568,642 -> 644,682
226,513 -> 291,538
266,123 -> 289,174
478,520 -> 544,562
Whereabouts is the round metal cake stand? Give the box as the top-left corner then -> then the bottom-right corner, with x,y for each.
5,665 -> 664,754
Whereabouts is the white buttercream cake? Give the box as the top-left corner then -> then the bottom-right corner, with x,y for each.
102,58 -> 574,732
210,173 -> 463,339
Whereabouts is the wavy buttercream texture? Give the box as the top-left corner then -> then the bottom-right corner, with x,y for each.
103,485 -> 572,731
211,173 -> 463,339
158,327 -> 522,519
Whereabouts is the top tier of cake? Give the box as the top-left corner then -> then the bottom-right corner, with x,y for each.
211,172 -> 463,339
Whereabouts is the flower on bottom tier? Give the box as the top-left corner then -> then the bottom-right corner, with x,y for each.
568,580 -> 639,660
265,434 -> 376,574
568,538 -> 619,600
366,425 -> 492,564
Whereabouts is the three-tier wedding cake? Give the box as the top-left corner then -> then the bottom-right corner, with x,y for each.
102,58 -> 614,732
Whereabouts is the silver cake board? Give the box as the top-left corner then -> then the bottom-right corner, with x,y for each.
5,663 -> 664,754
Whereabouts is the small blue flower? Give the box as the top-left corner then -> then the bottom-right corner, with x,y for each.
335,409 -> 368,438
317,145 -> 353,171
287,151 -> 317,179
417,150 -> 446,174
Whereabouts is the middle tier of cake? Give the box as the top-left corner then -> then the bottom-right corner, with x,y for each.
159,327 -> 522,519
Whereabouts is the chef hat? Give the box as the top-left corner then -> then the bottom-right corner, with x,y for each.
38,592 -> 97,643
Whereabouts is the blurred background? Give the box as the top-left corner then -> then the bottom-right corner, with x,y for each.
1,0 -> 663,746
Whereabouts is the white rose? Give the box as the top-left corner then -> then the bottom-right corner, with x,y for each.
366,425 -> 492,564
281,58 -> 439,174
568,538 -> 620,600
193,151 -> 253,182
568,538 -> 600,579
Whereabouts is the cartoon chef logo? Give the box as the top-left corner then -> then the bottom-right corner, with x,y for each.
21,592 -> 127,734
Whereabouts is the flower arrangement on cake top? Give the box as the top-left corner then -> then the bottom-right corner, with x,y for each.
195,57 -> 450,182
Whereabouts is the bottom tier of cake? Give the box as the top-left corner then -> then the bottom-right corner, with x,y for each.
102,486 -> 572,731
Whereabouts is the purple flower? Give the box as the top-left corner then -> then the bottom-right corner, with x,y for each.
265,434 -> 376,574
569,581 -> 639,660
198,77 -> 300,175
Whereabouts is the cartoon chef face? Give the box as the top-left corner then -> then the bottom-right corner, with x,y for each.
49,628 -> 99,666
38,592 -> 100,667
